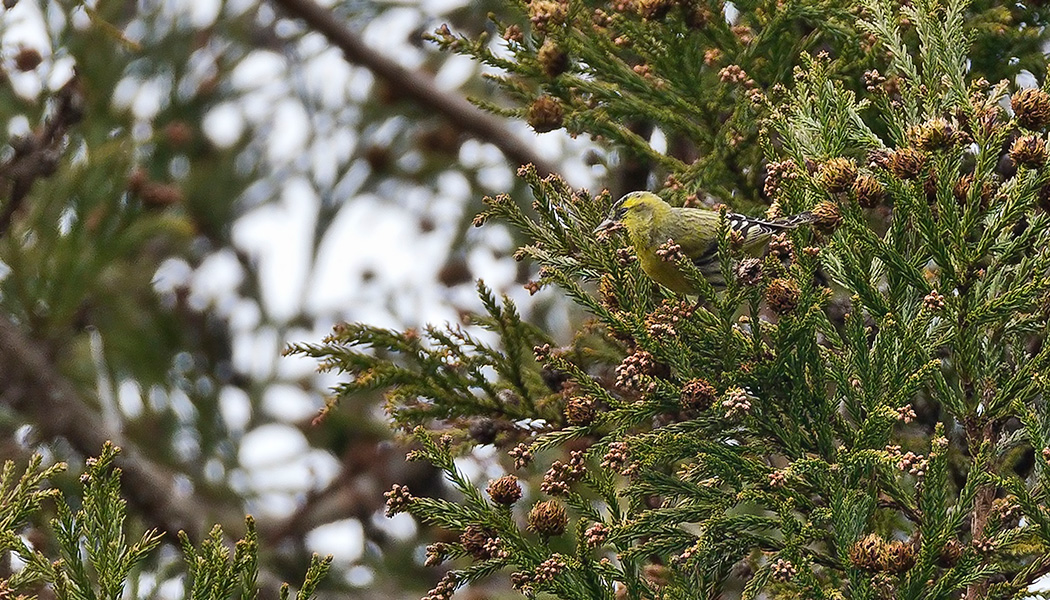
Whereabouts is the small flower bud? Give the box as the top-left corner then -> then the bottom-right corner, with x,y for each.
534,555 -> 567,582
867,148 -> 892,169
770,558 -> 797,582
768,233 -> 793,260
502,24 -> 524,43
655,238 -> 684,261
528,0 -> 568,31
720,386 -> 751,419
510,571 -> 534,594
383,484 -> 413,517
734,257 -> 763,286
923,290 -> 945,311
509,443 -> 534,469
863,69 -> 886,93
849,533 -> 886,571
768,470 -> 787,487
937,539 -> 963,567
425,542 -> 449,567
585,523 -> 608,547
460,525 -> 498,560
884,540 -> 916,573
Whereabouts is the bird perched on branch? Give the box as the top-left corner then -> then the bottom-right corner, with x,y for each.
595,191 -> 814,295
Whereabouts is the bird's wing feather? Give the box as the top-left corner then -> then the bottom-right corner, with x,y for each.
663,208 -> 814,268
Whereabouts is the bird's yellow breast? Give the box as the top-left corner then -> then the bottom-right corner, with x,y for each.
623,209 -> 697,296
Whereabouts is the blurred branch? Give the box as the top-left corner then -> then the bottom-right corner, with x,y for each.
0,76 -> 84,238
0,315 -> 301,598
0,315 -> 214,540
268,0 -> 562,178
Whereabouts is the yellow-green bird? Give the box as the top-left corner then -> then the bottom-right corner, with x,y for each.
595,191 -> 814,295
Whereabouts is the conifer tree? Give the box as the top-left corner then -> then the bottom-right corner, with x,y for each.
291,0 -> 1050,597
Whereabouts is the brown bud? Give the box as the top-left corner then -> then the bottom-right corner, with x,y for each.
884,540 -> 916,574
565,396 -> 597,426
765,278 -> 800,315
848,533 -> 886,571
734,257 -> 763,286
635,0 -> 671,20
139,181 -> 184,208
852,174 -> 885,208
598,274 -> 618,310
528,96 -> 563,133
915,118 -> 955,151
924,169 -> 939,205
538,39 -> 568,78
811,200 -> 842,234
1010,135 -> 1047,169
889,148 -> 926,179
487,475 -> 522,505
680,378 -> 716,411
528,500 -> 568,536
502,24 -> 524,43
460,525 -> 495,560
163,121 -> 194,147
819,157 -> 858,193
952,174 -> 973,204
867,148 -> 892,170
528,0 -> 568,32
953,174 -> 995,208
1012,88 -> 1050,130
1039,181 -> 1050,213
13,47 -> 42,72
937,539 -> 963,567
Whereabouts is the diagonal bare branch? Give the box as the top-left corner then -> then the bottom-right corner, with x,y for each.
268,0 -> 562,178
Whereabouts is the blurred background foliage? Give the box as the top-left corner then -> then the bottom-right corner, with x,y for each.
2,0 -> 1050,599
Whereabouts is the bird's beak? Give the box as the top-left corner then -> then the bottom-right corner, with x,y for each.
594,217 -> 620,235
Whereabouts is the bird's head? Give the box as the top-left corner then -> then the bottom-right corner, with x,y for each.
594,191 -> 669,235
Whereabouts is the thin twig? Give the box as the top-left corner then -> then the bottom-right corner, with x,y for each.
267,0 -> 562,178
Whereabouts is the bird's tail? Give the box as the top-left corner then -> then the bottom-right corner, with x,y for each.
774,211 -> 815,229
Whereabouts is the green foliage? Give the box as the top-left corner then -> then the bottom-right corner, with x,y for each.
296,0 -> 1050,597
0,446 -> 330,600
4,443 -> 162,600
432,0 -> 1050,206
